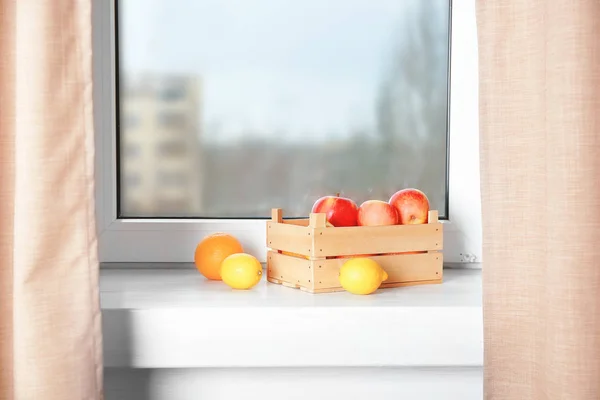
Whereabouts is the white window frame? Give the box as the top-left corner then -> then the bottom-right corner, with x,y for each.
93,0 -> 481,265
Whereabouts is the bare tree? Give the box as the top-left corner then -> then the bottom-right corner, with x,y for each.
376,0 -> 450,212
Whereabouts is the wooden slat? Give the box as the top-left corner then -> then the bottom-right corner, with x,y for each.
380,279 -> 442,288
303,278 -> 443,293
312,252 -> 443,290
283,219 -> 309,226
266,222 -> 312,256
312,223 -> 443,257
267,251 -> 314,290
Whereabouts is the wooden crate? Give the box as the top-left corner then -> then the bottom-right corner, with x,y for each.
266,208 -> 443,293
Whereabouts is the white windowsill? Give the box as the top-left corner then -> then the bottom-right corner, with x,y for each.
101,267 -> 482,369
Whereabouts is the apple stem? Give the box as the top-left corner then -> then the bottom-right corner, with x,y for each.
335,192 -> 340,197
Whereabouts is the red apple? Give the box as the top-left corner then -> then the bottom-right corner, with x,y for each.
311,195 -> 358,227
357,200 -> 399,226
389,188 -> 430,225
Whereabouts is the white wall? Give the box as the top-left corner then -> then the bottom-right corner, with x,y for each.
446,0 -> 482,264
105,367 -> 483,400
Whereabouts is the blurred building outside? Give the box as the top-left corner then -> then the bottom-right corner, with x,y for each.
119,74 -> 204,217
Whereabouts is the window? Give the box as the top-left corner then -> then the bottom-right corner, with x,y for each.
160,85 -> 187,102
123,143 -> 140,157
94,0 -> 482,264
123,112 -> 139,129
156,141 -> 188,157
123,173 -> 141,187
157,170 -> 189,186
157,112 -> 187,130
156,197 -> 191,214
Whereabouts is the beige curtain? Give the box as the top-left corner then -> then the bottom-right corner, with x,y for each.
0,1 -> 103,399
477,1 -> 600,399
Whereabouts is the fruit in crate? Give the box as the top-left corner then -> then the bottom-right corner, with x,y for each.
220,253 -> 263,290
194,233 -> 243,280
357,200 -> 399,226
311,194 -> 358,227
389,188 -> 430,225
339,258 -> 389,295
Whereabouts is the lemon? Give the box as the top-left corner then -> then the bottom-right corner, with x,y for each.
220,253 -> 263,290
339,258 -> 388,295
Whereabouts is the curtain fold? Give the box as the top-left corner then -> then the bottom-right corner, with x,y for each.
477,1 -> 600,398
0,1 -> 103,399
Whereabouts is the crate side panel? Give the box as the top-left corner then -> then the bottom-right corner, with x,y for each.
283,219 -> 310,227
266,222 -> 312,256
267,251 -> 314,289
313,223 -> 443,257
380,279 -> 442,288
314,253 -> 443,288
382,253 -> 443,282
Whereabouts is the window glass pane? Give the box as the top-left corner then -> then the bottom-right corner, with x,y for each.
117,0 -> 450,218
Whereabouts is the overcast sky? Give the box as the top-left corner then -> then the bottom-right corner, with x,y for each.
119,0 -> 447,143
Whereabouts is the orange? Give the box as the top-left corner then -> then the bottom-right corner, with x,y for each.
194,233 -> 243,280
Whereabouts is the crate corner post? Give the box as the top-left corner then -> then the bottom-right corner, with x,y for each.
271,208 -> 283,223
308,212 -> 327,228
428,210 -> 439,224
